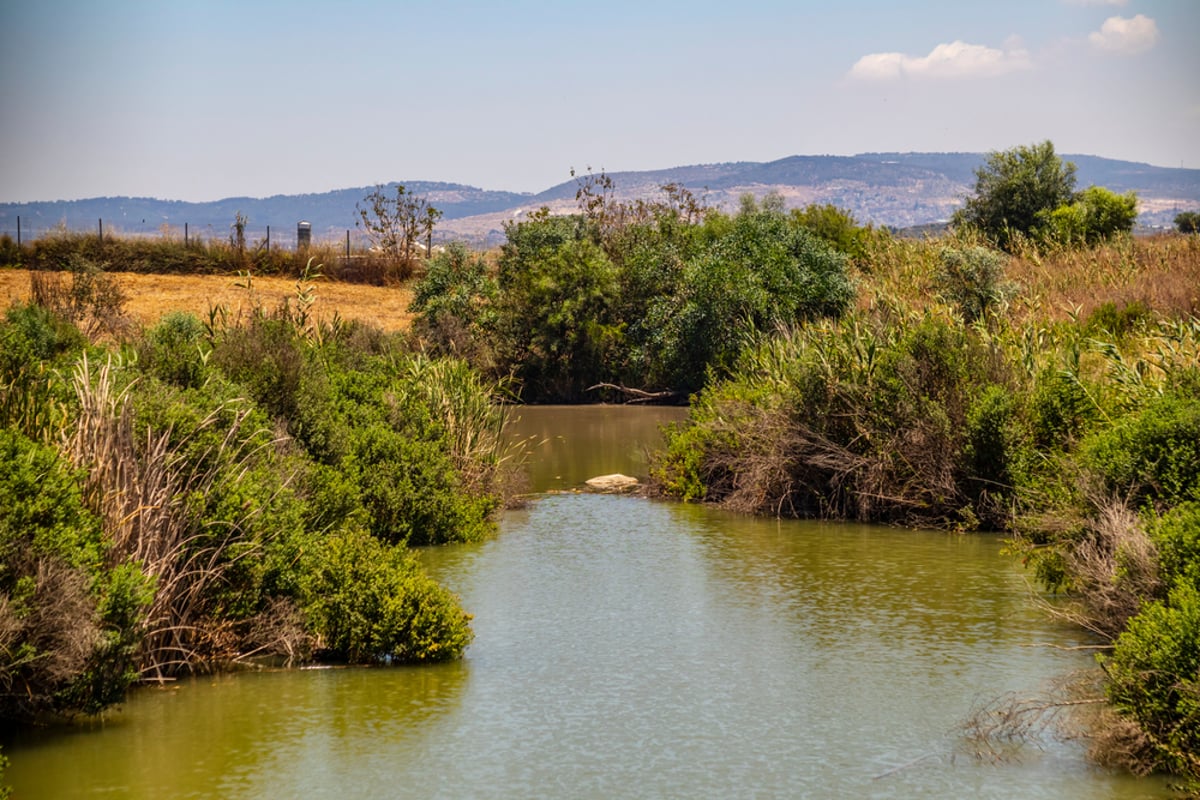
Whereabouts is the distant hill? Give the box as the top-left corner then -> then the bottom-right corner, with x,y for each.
3,154 -> 1197,248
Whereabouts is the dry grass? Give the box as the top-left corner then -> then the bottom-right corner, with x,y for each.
0,269 -> 416,332
1007,234 -> 1200,323
855,234 -> 1200,326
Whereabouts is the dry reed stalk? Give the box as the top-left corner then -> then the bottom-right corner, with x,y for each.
65,353 -> 287,679
1007,235 -> 1200,323
1033,499 -> 1163,641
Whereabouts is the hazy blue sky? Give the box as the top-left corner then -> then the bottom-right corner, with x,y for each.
2,0 -> 1196,202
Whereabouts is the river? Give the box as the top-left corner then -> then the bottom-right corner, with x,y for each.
2,406 -> 1174,798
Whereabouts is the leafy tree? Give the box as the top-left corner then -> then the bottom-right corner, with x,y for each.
497,210 -> 582,287
1177,211 -> 1200,234
789,203 -> 875,262
653,197 -> 852,392
409,243 -> 498,357
953,140 -> 1077,251
1040,186 -> 1138,245
493,236 -> 621,401
356,184 -> 442,266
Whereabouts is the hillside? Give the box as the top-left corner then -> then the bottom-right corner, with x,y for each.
2,153 -> 1197,248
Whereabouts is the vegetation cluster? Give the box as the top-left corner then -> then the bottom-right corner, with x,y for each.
952,140 -> 1139,252
402,149 -> 1199,779
0,262 -> 511,725
644,144 -> 1199,780
410,173 -> 861,401
3,140 -> 1199,783
1,221 -> 417,286
410,151 -> 1200,778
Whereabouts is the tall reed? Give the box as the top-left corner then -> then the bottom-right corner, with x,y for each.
66,354 -> 283,679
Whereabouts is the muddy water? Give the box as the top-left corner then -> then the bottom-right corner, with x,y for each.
3,406 -> 1171,798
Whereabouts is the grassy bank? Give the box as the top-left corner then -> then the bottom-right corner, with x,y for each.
0,267 -> 514,725
651,231 -> 1200,779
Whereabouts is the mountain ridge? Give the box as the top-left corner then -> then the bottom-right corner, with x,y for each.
3,153 -> 1197,247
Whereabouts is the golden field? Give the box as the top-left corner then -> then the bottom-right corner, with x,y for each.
0,269 -> 416,332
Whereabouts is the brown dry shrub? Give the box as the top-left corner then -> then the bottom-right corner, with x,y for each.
0,557 -> 100,718
1088,707 -> 1161,776
1056,500 -> 1164,639
66,354 -> 278,680
28,257 -> 132,341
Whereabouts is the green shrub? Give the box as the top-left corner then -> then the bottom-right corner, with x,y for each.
140,312 -> 211,389
300,529 -> 472,663
935,245 -> 1011,323
0,427 -> 102,572
1105,581 -> 1200,777
1029,369 -> 1096,449
1040,186 -> 1138,246
1177,211 -> 1200,235
498,212 -> 583,288
0,234 -> 19,267
0,428 -> 145,719
211,313 -> 305,421
1152,502 -> 1200,591
1083,395 -> 1200,507
656,202 -> 852,393
349,424 -> 492,546
409,243 -> 497,356
965,384 -> 1019,494
789,203 -> 876,263
655,314 -> 1011,527
0,303 -> 86,376
1085,300 -> 1151,339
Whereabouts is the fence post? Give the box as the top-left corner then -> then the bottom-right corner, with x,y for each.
16,216 -> 19,248
266,225 -> 270,251
185,222 -> 189,246
98,218 -> 103,240
346,230 -> 350,258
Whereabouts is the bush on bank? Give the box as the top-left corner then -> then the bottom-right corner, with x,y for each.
410,191 -> 855,401
647,228 -> 1200,779
0,281 -> 510,721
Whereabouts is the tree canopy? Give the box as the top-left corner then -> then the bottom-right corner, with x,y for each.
954,140 -> 1078,251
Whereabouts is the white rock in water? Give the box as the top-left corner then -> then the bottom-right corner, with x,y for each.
585,473 -> 640,491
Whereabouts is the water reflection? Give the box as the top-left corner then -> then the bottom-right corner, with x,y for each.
6,664 -> 469,799
504,404 -> 687,492
417,493 -> 1166,799
4,406 -> 1174,799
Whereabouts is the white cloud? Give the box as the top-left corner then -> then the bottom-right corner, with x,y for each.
1089,14 -> 1160,54
848,40 -> 1033,81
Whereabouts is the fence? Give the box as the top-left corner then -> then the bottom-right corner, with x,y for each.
0,216 -> 371,256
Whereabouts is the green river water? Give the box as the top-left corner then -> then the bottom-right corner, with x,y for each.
2,406 -> 1175,798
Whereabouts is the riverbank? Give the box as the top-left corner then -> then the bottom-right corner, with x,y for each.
646,235 -> 1200,779
0,274 -> 512,726
3,212 -> 1199,784
2,409 -> 1176,798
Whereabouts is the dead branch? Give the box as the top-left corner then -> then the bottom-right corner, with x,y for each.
586,383 -> 680,403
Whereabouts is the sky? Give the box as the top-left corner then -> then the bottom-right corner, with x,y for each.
1,0 -> 1197,202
